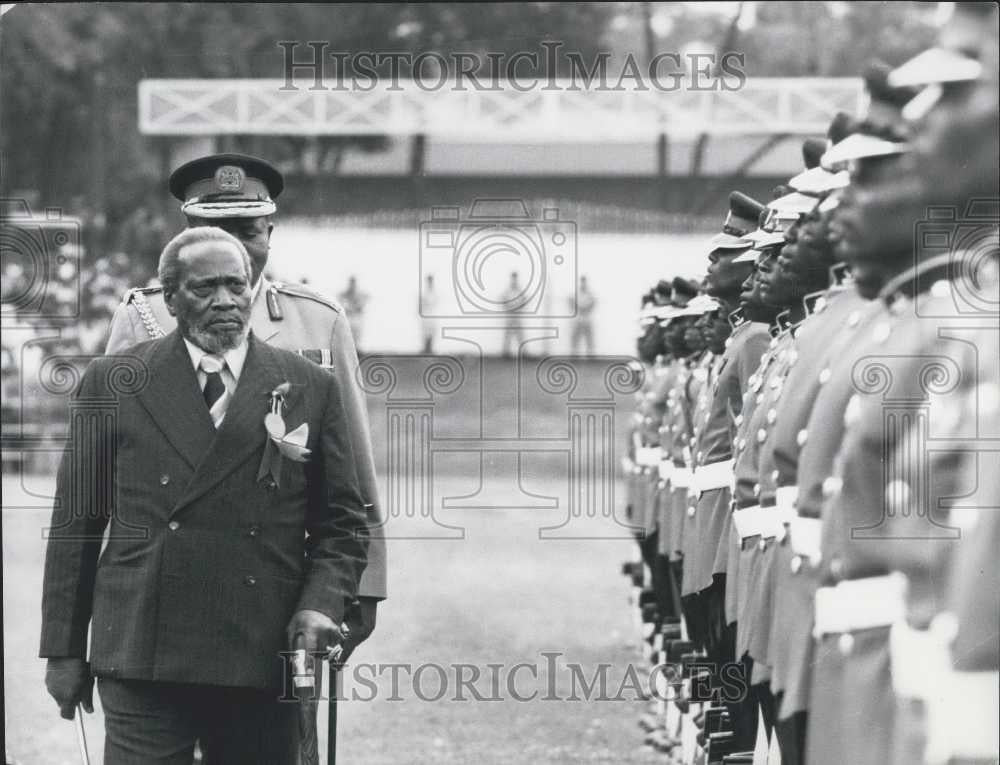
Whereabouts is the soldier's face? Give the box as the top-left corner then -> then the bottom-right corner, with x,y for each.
754,247 -> 793,307
187,216 -> 271,285
707,248 -> 753,299
910,77 -> 999,204
685,317 -> 707,352
833,154 -> 923,298
166,242 -> 252,353
704,313 -> 730,354
777,217 -> 834,293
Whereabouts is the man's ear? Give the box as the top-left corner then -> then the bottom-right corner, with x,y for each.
163,290 -> 178,317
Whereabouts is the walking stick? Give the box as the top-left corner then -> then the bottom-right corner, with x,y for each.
74,705 -> 91,765
293,650 -> 320,765
327,652 -> 341,765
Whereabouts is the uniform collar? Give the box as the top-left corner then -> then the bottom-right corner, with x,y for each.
183,335 -> 249,383
728,307 -> 747,329
878,252 -> 955,308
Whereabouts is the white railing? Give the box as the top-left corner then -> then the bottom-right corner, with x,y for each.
138,78 -> 865,140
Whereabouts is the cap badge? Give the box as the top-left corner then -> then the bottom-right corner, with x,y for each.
214,165 -> 245,192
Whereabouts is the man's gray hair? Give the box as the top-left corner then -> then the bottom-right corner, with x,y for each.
158,226 -> 252,295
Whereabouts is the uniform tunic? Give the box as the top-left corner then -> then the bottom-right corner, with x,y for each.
692,318 -> 770,595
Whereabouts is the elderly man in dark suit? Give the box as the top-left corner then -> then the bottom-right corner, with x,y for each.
40,226 -> 369,764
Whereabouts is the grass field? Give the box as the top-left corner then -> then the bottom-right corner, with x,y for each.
4,458 -> 663,764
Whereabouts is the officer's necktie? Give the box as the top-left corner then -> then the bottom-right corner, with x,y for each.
199,355 -> 228,428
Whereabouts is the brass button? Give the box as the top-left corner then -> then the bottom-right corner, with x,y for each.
771,470 -> 780,482
757,427 -> 767,443
244,575 -> 257,586
249,524 -> 261,538
822,476 -> 842,498
168,521 -> 180,531
687,506 -> 696,518
797,428 -> 808,447
159,474 -> 170,486
818,368 -> 831,385
830,557 -> 844,579
838,633 -> 854,655
264,478 -> 277,491
847,311 -> 860,328
758,538 -> 767,552
790,555 -> 803,574
766,408 -> 777,424
753,483 -> 761,497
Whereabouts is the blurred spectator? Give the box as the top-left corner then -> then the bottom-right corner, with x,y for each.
500,271 -> 525,359
570,275 -> 597,356
338,275 -> 369,354
420,273 -> 439,354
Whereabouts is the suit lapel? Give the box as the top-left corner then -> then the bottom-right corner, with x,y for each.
137,333 -> 217,470
250,277 -> 280,343
171,335 -> 288,515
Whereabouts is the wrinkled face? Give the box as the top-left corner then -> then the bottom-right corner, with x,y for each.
165,241 -> 252,353
707,247 -> 754,299
187,215 -> 271,285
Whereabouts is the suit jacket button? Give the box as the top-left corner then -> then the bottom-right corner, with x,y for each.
168,520 -> 180,531
249,525 -> 261,537
160,474 -> 170,486
245,575 -> 257,586
264,479 -> 277,491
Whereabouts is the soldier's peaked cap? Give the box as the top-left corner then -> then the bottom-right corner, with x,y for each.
711,192 -> 766,250
864,61 -> 919,107
672,276 -> 700,303
170,153 -> 284,219
802,139 -> 827,170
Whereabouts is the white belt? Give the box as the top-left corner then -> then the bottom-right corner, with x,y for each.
775,486 -> 798,523
813,572 -> 907,637
732,505 -> 772,540
636,447 -> 661,468
693,459 -> 734,495
658,459 -> 674,482
789,515 -> 822,561
890,617 -> 952,701
671,468 -> 693,490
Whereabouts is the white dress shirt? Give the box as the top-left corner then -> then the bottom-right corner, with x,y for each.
183,337 -> 248,427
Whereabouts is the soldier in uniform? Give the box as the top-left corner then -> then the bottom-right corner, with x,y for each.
104,154 -> 386,659
685,191 -> 768,750
809,13 -> 999,763
797,49 -> 973,763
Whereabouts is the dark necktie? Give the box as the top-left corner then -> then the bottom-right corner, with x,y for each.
199,355 -> 227,416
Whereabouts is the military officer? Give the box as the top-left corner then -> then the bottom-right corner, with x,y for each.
104,154 -> 386,658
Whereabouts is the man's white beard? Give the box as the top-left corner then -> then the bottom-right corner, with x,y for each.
186,323 -> 249,354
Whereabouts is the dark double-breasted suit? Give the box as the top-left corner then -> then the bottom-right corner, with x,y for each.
40,331 -> 369,691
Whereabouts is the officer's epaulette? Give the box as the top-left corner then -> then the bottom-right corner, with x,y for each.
270,281 -> 343,313
122,285 -> 163,305
802,288 -> 829,317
